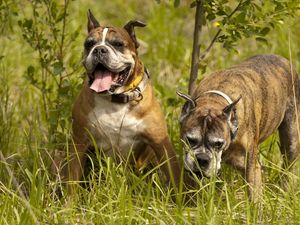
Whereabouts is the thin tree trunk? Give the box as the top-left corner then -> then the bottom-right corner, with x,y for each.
188,0 -> 204,95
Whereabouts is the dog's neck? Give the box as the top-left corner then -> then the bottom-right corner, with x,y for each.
204,90 -> 233,104
122,63 -> 145,93
203,90 -> 238,141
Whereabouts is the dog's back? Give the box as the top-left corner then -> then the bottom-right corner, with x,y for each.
194,54 -> 300,143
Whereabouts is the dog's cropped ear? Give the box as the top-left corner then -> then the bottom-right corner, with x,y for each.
223,96 -> 241,118
223,96 -> 241,140
87,9 -> 100,32
177,91 -> 196,122
124,20 -> 146,48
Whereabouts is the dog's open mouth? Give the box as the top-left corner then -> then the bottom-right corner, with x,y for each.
89,63 -> 131,93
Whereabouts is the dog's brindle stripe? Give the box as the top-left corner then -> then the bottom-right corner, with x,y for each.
197,55 -> 293,143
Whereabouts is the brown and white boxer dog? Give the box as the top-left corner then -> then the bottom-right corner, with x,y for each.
51,10 -> 181,193
178,54 -> 300,200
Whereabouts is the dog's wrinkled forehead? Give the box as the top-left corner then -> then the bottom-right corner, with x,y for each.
182,110 -> 228,136
86,26 -> 136,52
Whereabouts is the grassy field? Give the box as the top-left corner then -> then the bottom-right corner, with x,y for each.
1,0 -> 300,224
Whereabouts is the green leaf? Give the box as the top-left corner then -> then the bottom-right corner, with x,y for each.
19,18 -> 33,30
167,97 -> 177,106
49,109 -> 59,126
256,37 -> 268,45
24,19 -> 33,29
50,2 -> 58,18
216,10 -> 227,16
58,86 -> 69,95
274,0 -> 289,3
259,27 -> 270,36
207,12 -> 216,21
51,61 -> 64,75
235,12 -> 246,23
25,169 -> 33,183
174,0 -> 180,8
27,65 -> 35,77
224,6 -> 232,15
190,1 -> 197,8
199,62 -> 207,74
56,12 -> 66,23
70,27 -> 81,42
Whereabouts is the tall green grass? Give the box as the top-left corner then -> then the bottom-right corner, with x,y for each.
0,0 -> 300,224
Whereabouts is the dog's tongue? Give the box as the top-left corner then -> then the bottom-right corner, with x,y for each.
90,70 -> 113,92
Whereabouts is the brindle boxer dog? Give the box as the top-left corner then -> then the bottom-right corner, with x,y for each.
178,54 -> 300,200
51,10 -> 181,194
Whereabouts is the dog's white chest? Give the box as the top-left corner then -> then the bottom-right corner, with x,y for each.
87,96 -> 143,158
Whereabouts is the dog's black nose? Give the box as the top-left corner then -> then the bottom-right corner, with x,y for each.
93,46 -> 108,55
196,153 -> 210,169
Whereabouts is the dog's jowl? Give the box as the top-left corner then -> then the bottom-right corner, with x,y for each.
178,54 -> 300,200
51,10 -> 181,193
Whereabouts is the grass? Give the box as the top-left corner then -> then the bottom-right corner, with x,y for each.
1,0 -> 300,224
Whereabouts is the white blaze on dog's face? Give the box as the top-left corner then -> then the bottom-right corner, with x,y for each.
180,104 -> 233,178
82,11 -> 146,94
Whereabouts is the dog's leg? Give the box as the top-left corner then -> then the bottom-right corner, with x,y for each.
223,146 -> 246,172
149,136 -> 181,188
278,106 -> 300,168
246,143 -> 262,202
141,102 -> 181,190
278,101 -> 300,190
143,128 -> 180,189
224,144 -> 263,201
135,145 -> 157,171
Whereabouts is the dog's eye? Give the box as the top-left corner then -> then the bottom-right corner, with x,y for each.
84,38 -> 96,49
112,40 -> 124,48
186,136 -> 199,148
212,140 -> 224,149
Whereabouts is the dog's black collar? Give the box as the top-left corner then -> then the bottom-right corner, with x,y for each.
111,87 -> 143,103
111,67 -> 150,104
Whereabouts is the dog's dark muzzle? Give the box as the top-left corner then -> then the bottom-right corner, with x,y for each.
92,46 -> 110,65
196,153 -> 210,170
186,152 -> 221,178
93,45 -> 108,56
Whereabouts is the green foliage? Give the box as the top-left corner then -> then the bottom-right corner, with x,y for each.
170,0 -> 300,91
0,0 -> 19,35
0,67 -> 14,156
17,0 -> 82,146
210,0 -> 299,51
188,0 -> 300,52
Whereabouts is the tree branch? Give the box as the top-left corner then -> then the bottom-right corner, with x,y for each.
199,0 -> 244,61
188,0 -> 204,95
